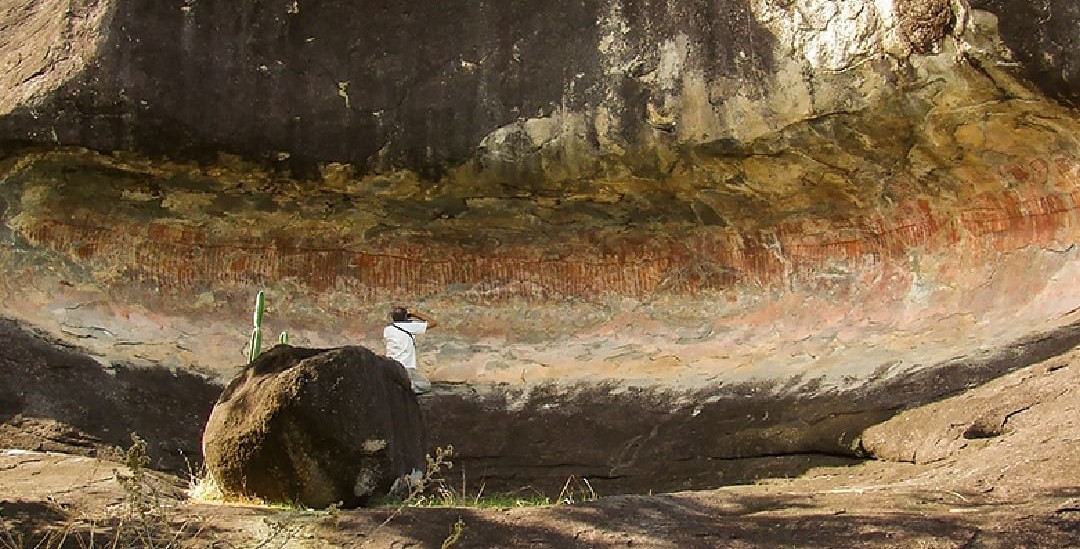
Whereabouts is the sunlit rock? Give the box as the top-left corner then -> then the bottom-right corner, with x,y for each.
202,345 -> 425,508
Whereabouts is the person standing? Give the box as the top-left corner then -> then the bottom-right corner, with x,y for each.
383,307 -> 437,394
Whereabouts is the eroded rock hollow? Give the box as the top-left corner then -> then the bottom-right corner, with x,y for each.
2,0 -> 1079,494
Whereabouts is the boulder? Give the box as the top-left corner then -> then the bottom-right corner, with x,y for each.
201,345 -> 425,508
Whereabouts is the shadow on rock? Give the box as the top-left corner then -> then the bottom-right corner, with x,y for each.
0,317 -> 220,473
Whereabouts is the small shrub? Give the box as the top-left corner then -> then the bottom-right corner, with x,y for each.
441,517 -> 466,549
380,447 -> 597,509
555,475 -> 598,505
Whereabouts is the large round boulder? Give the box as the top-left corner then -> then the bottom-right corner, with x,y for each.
202,345 -> 425,508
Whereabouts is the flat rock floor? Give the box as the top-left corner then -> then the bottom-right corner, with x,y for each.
2,349 -> 1078,548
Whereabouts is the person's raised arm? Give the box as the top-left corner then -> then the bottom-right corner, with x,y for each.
408,310 -> 438,329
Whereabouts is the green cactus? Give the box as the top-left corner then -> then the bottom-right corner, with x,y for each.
248,290 -> 265,363
279,331 -> 289,345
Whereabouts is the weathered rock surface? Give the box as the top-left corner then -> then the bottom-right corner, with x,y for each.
3,342 -> 1079,548
861,334 -> 1080,469
969,0 -> 1080,107
0,316 -> 218,473
2,0 -> 1078,167
1,0 -> 1080,502
201,345 -> 425,508
0,1 -> 1078,394
2,310 -> 1079,500
424,318 -> 1080,495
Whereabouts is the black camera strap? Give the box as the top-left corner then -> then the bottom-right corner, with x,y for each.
390,323 -> 417,352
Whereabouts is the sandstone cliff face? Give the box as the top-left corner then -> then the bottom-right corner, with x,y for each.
1,0 -> 1079,393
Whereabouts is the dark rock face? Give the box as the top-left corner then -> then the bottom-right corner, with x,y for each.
422,319 -> 1080,496
0,0 -> 774,175
971,0 -> 1080,107
424,383 -> 866,496
201,345 -> 425,508
4,0 -> 1079,178
0,317 -> 219,473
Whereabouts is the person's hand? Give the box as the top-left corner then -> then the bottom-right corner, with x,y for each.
407,310 -> 438,328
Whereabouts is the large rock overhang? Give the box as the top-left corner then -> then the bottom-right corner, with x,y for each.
0,0 -> 1079,396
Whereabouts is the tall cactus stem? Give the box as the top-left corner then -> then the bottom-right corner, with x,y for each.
248,290 -> 265,363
